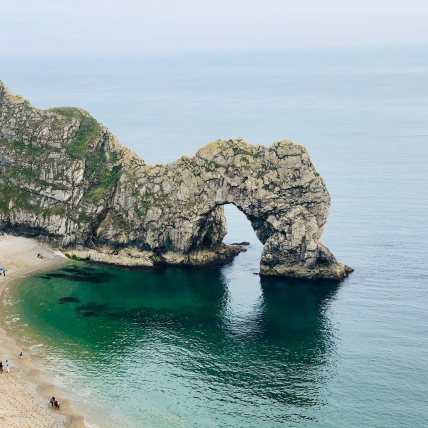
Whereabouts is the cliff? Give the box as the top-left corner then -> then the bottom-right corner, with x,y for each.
0,81 -> 352,279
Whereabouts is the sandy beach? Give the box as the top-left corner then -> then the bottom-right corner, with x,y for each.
0,234 -> 88,428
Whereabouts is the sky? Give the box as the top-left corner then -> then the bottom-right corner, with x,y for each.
0,0 -> 427,55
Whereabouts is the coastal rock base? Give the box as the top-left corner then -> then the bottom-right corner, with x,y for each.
260,262 -> 354,280
65,244 -> 352,280
65,244 -> 246,268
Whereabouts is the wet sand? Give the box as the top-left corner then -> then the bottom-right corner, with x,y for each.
0,234 -> 88,428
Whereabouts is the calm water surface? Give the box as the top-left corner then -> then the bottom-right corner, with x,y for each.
1,46 -> 428,427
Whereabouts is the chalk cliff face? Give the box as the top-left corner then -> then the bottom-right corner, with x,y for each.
0,81 -> 352,279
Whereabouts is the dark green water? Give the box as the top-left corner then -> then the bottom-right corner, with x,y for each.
6,250 -> 345,428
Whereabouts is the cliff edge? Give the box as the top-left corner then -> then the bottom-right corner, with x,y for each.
0,81 -> 352,280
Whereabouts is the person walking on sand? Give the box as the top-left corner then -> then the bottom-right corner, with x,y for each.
19,351 -> 23,359
0,361 -> 3,373
50,397 -> 55,407
5,360 -> 10,373
3,268 -> 6,277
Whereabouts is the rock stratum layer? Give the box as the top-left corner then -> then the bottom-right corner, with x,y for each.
0,81 -> 352,280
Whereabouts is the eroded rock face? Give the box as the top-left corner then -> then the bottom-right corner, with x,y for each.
0,81 -> 352,280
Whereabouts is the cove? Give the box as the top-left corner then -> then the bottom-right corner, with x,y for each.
5,254 -> 342,428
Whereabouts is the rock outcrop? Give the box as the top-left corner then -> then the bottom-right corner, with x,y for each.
0,81 -> 352,280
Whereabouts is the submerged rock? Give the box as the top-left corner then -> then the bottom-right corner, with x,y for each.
58,296 -> 81,304
0,81 -> 352,280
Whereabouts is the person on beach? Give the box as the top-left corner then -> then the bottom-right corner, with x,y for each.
50,397 -> 55,407
5,360 -> 10,372
2,268 -> 6,277
19,351 -> 23,359
0,361 -> 3,373
54,399 -> 60,410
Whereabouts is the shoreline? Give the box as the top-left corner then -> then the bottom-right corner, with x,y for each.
0,235 -> 90,428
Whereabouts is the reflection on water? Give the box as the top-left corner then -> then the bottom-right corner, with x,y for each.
258,276 -> 340,343
4,263 -> 342,428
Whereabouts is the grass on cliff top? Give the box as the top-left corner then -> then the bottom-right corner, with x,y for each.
49,107 -> 102,159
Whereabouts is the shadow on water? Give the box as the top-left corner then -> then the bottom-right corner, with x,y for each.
40,266 -> 116,283
37,264 -> 230,329
38,264 -> 342,348
252,277 -> 343,387
24,264 -> 343,416
257,276 -> 341,342
189,276 -> 343,410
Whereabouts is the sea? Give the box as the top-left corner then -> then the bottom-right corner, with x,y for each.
1,46 -> 427,428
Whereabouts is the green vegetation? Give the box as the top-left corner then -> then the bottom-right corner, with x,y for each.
42,205 -> 67,217
8,165 -> 38,181
111,214 -> 128,229
134,199 -> 153,218
134,186 -> 169,218
64,253 -> 86,261
141,200 -> 152,209
0,138 -> 45,159
6,165 -> 66,190
0,177 -> 68,217
0,180 -> 39,213
49,107 -> 102,159
86,156 -> 122,204
134,207 -> 145,218
232,146 -> 260,158
204,159 -> 222,173
77,212 -> 92,223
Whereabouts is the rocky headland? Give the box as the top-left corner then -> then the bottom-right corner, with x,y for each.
0,81 -> 352,280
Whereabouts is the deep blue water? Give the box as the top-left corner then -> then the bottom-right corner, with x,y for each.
1,46 -> 428,427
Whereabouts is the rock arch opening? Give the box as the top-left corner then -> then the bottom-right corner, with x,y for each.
222,204 -> 261,248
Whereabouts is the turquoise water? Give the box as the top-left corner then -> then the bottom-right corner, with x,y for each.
8,254 -> 342,428
1,46 -> 428,427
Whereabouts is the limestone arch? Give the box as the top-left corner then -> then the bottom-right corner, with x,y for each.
172,139 -> 350,279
